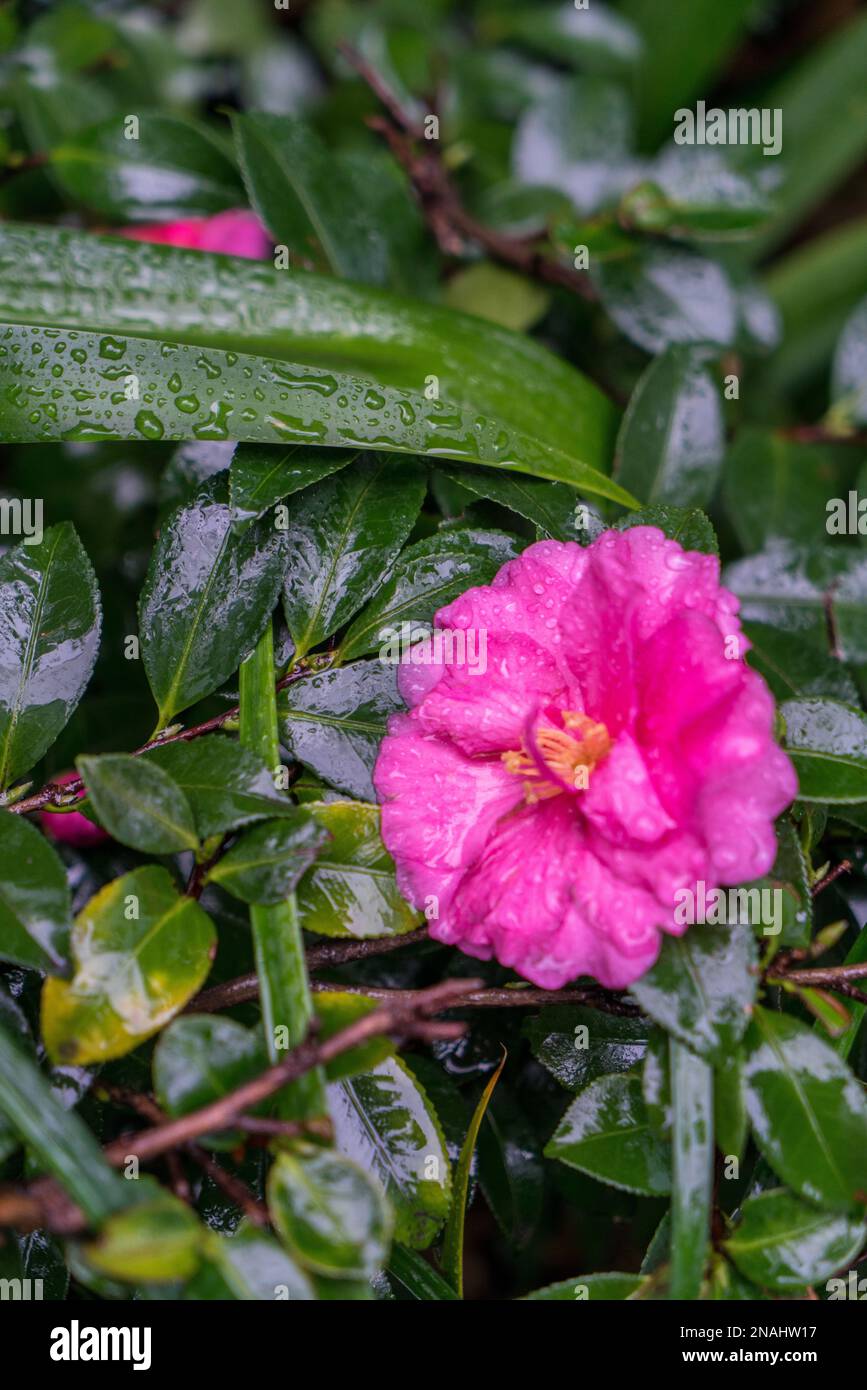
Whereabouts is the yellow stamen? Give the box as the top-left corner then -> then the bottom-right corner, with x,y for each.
502,711 -> 611,804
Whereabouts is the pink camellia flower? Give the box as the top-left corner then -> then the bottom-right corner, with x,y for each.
40,772 -> 108,849
374,527 -> 797,990
123,209 -> 270,259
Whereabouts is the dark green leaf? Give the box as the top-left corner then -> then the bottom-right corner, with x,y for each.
614,504 -> 718,555
268,1146 -> 392,1278
723,430 -> 845,552
744,621 -> 860,706
724,1189 -> 865,1292
139,478 -> 287,726
329,1057 -> 451,1250
630,925 -> 758,1063
281,457 -> 425,659
0,810 -> 72,975
153,1015 -> 266,1121
278,662 -> 402,801
592,246 -> 736,355
186,1226 -> 315,1300
435,466 -> 583,542
832,294 -> 867,423
725,543 -> 867,663
0,522 -> 100,788
522,1272 -> 644,1300
523,1005 -> 651,1092
615,346 -> 723,507
295,801 -> 421,939
50,113 -> 242,220
386,1243 -> 459,1301
669,1041 -> 713,1300
229,444 -> 355,521
743,1007 -> 867,1212
781,697 -> 867,803
145,734 -> 298,838
205,812 -> 329,905
338,528 -> 519,661
76,753 -> 198,854
545,1073 -> 672,1196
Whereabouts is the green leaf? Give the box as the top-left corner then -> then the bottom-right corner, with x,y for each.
435,466 -> 583,543
781,697 -> 867,803
76,753 -> 199,854
832,294 -> 867,423
615,346 -> 723,508
386,1243 -> 459,1301
745,818 -> 812,950
614,504 -> 718,555
84,1194 -> 204,1283
523,1005 -> 651,1093
723,430 -> 846,552
187,1226 -> 315,1300
630,149 -> 772,240
545,1073 -> 671,1197
0,226 -> 624,498
725,543 -> 867,663
621,0 -> 756,146
295,801 -> 421,939
630,925 -> 758,1063
522,1272 -> 644,1301
0,522 -> 100,788
139,478 -> 287,727
278,662 -> 402,801
497,3 -> 642,74
669,1041 -> 713,1300
743,1007 -> 867,1212
442,1051 -> 505,1297
592,246 -> 736,355
268,1146 -> 392,1279
724,1189 -> 865,1293
145,734 -> 298,838
744,621 -> 860,706
281,457 -> 425,659
42,865 -> 216,1065
329,1057 -> 452,1250
153,1015 -> 266,1122
0,810 -> 72,975
313,991 -> 394,1083
205,812 -> 329,905
443,263 -> 550,333
50,113 -> 242,220
229,444 -> 355,521
477,1088 -> 545,1249
714,1048 -> 748,1162
0,1020 -> 129,1224
338,528 -> 519,662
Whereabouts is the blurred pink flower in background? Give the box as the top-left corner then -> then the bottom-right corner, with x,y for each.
374,527 -> 797,990
122,209 -> 270,259
40,771 -> 108,849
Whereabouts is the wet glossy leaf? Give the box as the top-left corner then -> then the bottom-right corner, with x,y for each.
714,1049 -> 748,1162
832,294 -> 867,423
145,734 -> 298,837
435,467 -> 582,543
338,528 -> 519,661
186,1226 -> 315,1300
630,925 -> 758,1062
442,1051 -> 505,1296
522,1272 -> 644,1300
477,1087 -> 545,1249
724,1189 -> 865,1292
545,1073 -> 671,1196
744,621 -> 860,706
153,1015 -> 266,1120
0,1020 -> 129,1224
0,227 -> 624,499
85,1194 -> 204,1283
725,544 -> 867,663
615,346 -> 723,507
0,522 -> 100,788
746,818 -> 812,950
42,865 -> 216,1065
278,662 -> 403,801
723,430 -> 842,552
386,1243 -> 459,1301
0,810 -> 72,975
329,1057 -> 451,1250
229,444 -> 355,521
635,147 -> 772,240
523,1005 -> 651,1092
76,753 -> 198,854
614,504 -> 718,555
281,457 -> 425,659
140,478 -> 287,726
205,811 -> 329,904
669,1041 -> 713,1300
296,801 -> 420,939
268,1146 -> 392,1278
781,697 -> 867,802
743,1007 -> 867,1212
50,113 -> 242,220
593,246 -> 737,355
314,991 -> 394,1083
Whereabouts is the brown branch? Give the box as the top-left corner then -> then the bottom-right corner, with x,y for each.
771,962 -> 867,988
811,859 -> 852,897
0,978 -> 477,1234
188,1145 -> 267,1227
340,43 -> 596,304
7,662 -> 327,816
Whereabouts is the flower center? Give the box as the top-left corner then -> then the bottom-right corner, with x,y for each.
502,710 -> 611,804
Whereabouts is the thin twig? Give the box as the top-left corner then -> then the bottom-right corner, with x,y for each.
811,860 -> 852,897
7,663 -> 326,816
772,962 -> 867,987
